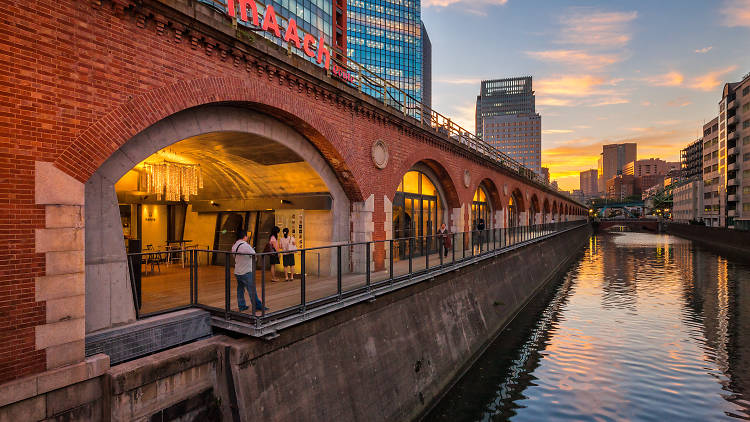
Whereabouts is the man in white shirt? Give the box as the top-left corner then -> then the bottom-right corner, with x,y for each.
232,230 -> 266,313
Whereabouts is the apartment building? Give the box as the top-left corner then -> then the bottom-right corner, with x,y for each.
702,117 -> 722,227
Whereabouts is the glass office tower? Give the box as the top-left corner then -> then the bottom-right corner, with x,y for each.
199,0 -> 347,61
347,0 -> 424,118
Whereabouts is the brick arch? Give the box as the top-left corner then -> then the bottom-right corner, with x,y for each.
474,178 -> 503,212
390,155 -> 462,210
53,76 -> 364,202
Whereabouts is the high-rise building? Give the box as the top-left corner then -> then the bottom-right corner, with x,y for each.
347,0 -> 425,117
580,169 -> 598,197
721,74 -> 750,230
681,138 -> 703,181
597,143 -> 637,193
702,117 -> 721,227
476,77 -> 541,176
202,0 -> 347,61
623,158 -> 678,177
421,21 -> 431,111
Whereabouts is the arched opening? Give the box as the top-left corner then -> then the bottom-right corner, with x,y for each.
529,194 -> 540,225
85,105 -> 352,332
542,198 -> 550,224
551,201 -> 559,223
471,185 -> 492,231
392,167 -> 447,260
507,189 -> 525,227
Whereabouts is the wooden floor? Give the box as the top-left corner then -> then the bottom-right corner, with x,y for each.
137,232 -> 532,316
137,247 -> 487,315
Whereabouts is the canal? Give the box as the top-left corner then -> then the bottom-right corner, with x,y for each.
427,232 -> 750,421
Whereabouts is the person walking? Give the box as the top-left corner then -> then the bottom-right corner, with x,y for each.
477,217 -> 486,253
267,226 -> 281,282
437,223 -> 451,257
279,227 -> 297,281
232,230 -> 266,313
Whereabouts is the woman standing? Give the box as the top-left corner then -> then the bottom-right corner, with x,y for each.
279,227 -> 297,281
267,226 -> 281,282
438,223 -> 451,257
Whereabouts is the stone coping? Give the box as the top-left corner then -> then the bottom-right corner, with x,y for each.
0,354 -> 109,408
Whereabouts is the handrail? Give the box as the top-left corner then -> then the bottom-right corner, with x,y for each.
126,221 -> 589,332
194,0 -> 579,204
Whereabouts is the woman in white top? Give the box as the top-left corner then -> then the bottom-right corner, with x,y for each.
279,227 -> 297,281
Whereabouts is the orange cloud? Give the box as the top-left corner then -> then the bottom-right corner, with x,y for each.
644,71 -> 684,86
526,49 -> 622,71
721,0 -> 750,27
536,75 -> 606,97
667,97 -> 692,107
558,9 -> 638,48
689,65 -> 738,91
694,46 -> 713,54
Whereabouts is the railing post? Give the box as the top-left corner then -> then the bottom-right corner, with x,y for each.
439,234 -> 444,267
300,252 -> 306,312
189,250 -> 194,305
462,232 -> 466,259
389,240 -> 394,283
261,255 -> 266,319
224,255 -> 230,320
408,238 -> 413,277
452,232 -> 456,265
337,245 -> 342,299
425,235 -> 429,270
366,242 -> 371,293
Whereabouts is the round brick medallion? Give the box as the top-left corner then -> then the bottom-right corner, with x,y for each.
371,139 -> 389,169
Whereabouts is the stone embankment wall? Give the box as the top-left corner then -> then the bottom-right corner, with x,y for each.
666,223 -> 750,257
0,225 -> 590,421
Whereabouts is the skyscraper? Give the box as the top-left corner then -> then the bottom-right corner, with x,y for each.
421,21 -> 432,110
476,77 -> 541,176
580,169 -> 598,198
347,0 -> 425,117
597,143 -> 637,194
202,0 -> 347,62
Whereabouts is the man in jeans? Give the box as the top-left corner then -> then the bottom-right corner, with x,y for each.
232,230 -> 266,313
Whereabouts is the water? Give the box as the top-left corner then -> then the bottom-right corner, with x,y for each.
427,232 -> 750,421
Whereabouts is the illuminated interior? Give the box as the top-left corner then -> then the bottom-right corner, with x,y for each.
472,186 -> 491,230
115,131 -> 333,269
392,170 -> 445,259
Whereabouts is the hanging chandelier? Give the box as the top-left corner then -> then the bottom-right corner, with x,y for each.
141,160 -> 203,202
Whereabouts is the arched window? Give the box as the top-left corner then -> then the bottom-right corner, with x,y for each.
472,187 -> 491,231
508,196 -> 518,227
393,170 -> 444,259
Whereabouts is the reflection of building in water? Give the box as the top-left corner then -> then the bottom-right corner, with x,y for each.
599,236 -> 638,310
676,242 -> 750,410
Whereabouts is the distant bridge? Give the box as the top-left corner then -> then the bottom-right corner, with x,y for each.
596,219 -> 660,232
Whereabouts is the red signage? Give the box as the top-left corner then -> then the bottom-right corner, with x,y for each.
226,0 -> 354,83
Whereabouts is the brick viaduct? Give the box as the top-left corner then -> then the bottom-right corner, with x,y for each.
0,0 -> 586,387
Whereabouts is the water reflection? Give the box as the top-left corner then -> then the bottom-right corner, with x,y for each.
428,232 -> 750,421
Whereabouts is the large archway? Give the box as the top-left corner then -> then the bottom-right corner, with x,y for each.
392,164 -> 450,261
507,188 -> 525,227
85,105 -> 353,332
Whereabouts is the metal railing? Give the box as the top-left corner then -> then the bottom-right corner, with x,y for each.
126,221 -> 587,335
194,0 -> 575,202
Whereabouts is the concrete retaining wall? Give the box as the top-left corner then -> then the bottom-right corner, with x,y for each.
0,225 -> 590,421
666,223 -> 750,257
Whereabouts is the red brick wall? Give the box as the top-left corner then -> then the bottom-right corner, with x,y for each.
0,0 -> 584,383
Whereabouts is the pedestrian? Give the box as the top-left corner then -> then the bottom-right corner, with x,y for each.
279,227 -> 297,282
477,217 -> 486,252
437,223 -> 451,257
266,226 -> 281,282
232,230 -> 266,313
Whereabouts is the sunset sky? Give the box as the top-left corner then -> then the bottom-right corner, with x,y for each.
421,0 -> 750,191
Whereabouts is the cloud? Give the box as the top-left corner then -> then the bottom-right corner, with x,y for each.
423,0 -> 508,14
525,49 -> 623,71
695,46 -> 713,54
543,129 -> 574,134
721,0 -> 750,27
435,77 -> 483,85
641,100 -> 652,106
667,97 -> 692,107
535,75 -> 629,107
644,71 -> 684,87
689,65 -> 738,91
574,125 -> 591,129
557,9 -> 638,49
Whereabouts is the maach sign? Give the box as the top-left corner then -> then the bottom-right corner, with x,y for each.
226,0 -> 354,83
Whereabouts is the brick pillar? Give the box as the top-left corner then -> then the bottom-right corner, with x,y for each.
376,195 -> 392,271
495,210 -> 504,229
350,194 -> 374,273
34,162 -> 86,370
